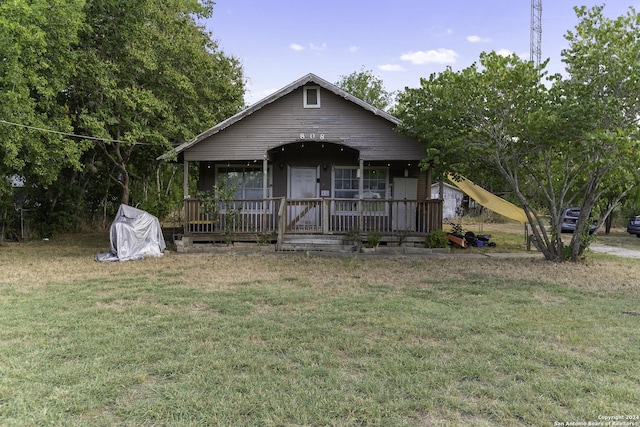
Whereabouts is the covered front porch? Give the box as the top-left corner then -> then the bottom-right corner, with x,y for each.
180,197 -> 443,250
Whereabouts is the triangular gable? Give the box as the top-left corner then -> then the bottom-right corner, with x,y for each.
161,73 -> 400,159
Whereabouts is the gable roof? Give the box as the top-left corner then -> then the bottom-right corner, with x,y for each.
161,73 -> 400,159
431,182 -> 464,193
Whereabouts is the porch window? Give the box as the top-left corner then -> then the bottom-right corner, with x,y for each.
334,167 -> 388,213
216,165 -> 270,210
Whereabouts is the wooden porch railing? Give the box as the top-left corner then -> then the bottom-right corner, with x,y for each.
184,197 -> 443,239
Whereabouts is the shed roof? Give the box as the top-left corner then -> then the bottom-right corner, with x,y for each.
160,73 -> 400,159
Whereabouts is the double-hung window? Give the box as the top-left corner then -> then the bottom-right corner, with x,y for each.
334,167 -> 388,213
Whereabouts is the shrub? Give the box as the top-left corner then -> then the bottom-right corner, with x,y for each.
425,230 -> 448,248
366,231 -> 382,248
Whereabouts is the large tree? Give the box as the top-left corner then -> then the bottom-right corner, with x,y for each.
70,0 -> 245,206
335,67 -> 395,111
396,5 -> 640,262
0,0 -> 87,239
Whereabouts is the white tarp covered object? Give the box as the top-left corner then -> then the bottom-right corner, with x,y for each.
96,204 -> 166,262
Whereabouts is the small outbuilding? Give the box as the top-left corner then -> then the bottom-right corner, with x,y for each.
431,182 -> 465,219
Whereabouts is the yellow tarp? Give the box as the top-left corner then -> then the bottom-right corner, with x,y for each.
447,174 -> 528,223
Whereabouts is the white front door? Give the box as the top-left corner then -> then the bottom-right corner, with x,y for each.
392,177 -> 418,231
289,167 -> 319,227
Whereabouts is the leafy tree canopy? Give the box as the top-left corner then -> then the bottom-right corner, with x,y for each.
0,0 -> 245,237
335,67 -> 395,111
395,5 -> 640,262
70,0 -> 245,205
0,0 -> 87,190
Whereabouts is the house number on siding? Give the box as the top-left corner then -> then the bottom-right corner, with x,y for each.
299,133 -> 325,140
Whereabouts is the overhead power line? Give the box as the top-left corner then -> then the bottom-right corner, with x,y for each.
0,119 -> 153,145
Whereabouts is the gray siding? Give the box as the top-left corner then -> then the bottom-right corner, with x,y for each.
184,87 -> 426,162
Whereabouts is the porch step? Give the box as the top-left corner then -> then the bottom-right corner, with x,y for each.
280,234 -> 352,252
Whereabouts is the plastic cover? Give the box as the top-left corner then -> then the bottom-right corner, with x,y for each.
447,174 -> 528,223
95,204 -> 166,262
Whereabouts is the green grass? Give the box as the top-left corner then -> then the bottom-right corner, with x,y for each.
1,236 -> 639,426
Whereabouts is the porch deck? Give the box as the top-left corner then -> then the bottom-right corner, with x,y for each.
180,197 -> 443,251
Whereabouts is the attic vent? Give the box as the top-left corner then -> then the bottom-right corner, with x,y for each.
304,86 -> 320,108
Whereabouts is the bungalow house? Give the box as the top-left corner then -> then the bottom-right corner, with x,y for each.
164,73 -> 442,250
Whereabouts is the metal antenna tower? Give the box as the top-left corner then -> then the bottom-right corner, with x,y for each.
530,0 -> 542,66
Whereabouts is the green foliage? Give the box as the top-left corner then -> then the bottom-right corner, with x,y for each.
425,230 -> 448,248
0,0 -> 245,230
335,67 -> 395,111
253,229 -> 276,246
70,0 -> 245,206
0,0 -> 88,191
396,5 -> 640,262
365,231 -> 381,248
196,178 -> 242,245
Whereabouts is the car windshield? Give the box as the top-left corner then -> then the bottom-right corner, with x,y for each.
564,209 -> 580,217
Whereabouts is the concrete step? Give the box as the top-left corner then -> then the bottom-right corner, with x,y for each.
281,234 -> 352,252
280,244 -> 351,252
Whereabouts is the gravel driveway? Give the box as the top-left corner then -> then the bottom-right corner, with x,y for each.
590,244 -> 640,259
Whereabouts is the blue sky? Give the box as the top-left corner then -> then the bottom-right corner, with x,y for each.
206,1 -> 636,105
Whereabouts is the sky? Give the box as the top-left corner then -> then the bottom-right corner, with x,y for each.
205,1 -> 637,106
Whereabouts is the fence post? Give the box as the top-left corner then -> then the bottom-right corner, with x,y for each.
322,199 -> 329,234
276,197 -> 286,251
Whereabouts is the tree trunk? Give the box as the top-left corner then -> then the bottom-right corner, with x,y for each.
121,169 -> 130,206
0,207 -> 6,245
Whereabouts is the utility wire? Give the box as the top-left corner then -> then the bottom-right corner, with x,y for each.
0,119 -> 154,145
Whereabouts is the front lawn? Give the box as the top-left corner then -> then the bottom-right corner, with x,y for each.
0,235 -> 638,426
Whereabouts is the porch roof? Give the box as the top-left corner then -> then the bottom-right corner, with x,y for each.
158,73 -> 401,160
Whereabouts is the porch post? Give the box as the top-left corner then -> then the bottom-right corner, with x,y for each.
183,159 -> 190,237
262,156 -> 268,231
358,158 -> 364,229
262,156 -> 268,199
183,160 -> 189,199
358,158 -> 364,196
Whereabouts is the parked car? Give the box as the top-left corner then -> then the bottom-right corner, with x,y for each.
626,215 -> 640,237
560,207 -> 597,234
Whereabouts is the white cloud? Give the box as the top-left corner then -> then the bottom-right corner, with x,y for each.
400,49 -> 458,65
378,64 -> 406,72
467,35 -> 491,43
291,43 -> 327,52
495,48 -> 513,57
348,46 -> 360,53
309,43 -> 327,52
